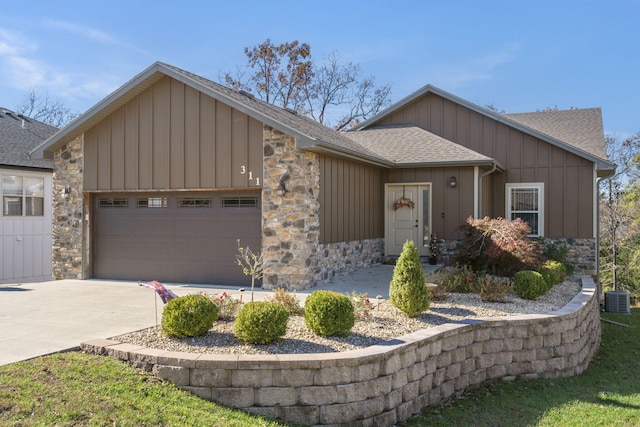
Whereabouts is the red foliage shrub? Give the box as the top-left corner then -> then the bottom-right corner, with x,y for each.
455,217 -> 545,277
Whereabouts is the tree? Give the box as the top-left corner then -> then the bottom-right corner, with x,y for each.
223,39 -> 313,111
222,40 -> 391,130
15,89 -> 78,128
600,132 -> 640,299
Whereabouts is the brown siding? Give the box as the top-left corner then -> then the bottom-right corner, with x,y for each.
319,156 -> 384,244
377,93 -> 595,238
386,166 -> 476,239
84,76 -> 263,192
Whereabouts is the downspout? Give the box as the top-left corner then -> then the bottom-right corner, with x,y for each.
596,167 -> 617,306
477,163 -> 498,218
596,176 -> 606,307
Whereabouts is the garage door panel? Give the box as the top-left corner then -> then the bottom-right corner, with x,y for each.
93,192 -> 261,285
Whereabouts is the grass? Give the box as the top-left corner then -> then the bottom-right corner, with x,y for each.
408,308 -> 640,427
0,351 -> 292,426
1,310 -> 637,426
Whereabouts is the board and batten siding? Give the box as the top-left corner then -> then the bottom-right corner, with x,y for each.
84,76 -> 264,192
319,156 -> 384,244
385,166 -> 476,240
378,93 -> 595,238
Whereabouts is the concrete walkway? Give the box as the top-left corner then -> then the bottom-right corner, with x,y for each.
0,263 -> 441,366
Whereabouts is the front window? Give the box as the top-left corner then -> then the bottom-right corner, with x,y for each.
2,175 -> 45,216
506,183 -> 544,237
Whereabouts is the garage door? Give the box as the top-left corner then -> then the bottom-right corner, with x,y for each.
92,192 -> 261,285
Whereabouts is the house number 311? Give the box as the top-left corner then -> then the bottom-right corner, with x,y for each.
240,166 -> 261,186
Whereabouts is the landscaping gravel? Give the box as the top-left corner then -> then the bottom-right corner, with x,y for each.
113,281 -> 581,355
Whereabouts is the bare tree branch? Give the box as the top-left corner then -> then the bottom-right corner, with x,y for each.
14,88 -> 78,128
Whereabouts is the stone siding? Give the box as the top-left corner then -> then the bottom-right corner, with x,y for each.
261,127 -> 321,290
52,136 -> 84,279
316,239 -> 385,283
83,277 -> 600,427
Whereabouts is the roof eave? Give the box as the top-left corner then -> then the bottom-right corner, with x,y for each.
390,158 -> 504,170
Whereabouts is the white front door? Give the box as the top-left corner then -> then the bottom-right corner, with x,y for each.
385,184 -> 431,256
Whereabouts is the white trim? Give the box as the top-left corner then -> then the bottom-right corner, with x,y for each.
505,182 -> 544,237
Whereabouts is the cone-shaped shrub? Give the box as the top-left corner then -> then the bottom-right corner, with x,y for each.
390,240 -> 430,317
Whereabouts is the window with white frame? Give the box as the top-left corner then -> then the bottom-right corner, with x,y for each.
506,183 -> 544,237
2,175 -> 45,216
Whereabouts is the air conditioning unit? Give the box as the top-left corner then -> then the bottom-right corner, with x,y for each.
604,290 -> 631,314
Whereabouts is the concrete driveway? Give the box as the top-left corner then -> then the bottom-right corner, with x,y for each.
0,264 -> 440,366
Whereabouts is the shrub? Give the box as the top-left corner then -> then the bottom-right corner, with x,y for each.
304,291 -> 355,337
476,274 -> 513,303
265,288 -> 304,316
439,264 -> 476,293
455,217 -> 546,277
539,260 -> 567,287
513,270 -> 548,300
210,291 -> 242,320
234,301 -> 289,344
428,283 -> 449,301
389,240 -> 430,317
161,294 -> 219,338
544,241 -> 575,276
350,292 -> 373,318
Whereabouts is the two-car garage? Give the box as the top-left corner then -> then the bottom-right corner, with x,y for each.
91,191 -> 261,285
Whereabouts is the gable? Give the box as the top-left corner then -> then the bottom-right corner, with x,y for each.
358,86 -> 614,175
84,76 -> 264,191
367,92 -> 599,172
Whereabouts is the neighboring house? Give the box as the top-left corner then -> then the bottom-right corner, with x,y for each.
1,108 -> 56,284
29,62 -> 615,289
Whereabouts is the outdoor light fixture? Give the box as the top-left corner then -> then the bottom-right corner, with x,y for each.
62,185 -> 71,198
449,176 -> 457,188
276,177 -> 288,197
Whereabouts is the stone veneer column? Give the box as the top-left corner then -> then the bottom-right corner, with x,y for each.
262,127 -> 320,290
52,136 -> 84,279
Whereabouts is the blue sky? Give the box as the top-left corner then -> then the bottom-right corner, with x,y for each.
1,0 -> 637,139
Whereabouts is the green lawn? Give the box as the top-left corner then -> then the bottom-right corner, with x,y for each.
0,310 -> 637,426
0,352 -> 292,426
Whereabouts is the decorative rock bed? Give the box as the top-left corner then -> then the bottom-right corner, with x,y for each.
82,276 -> 600,427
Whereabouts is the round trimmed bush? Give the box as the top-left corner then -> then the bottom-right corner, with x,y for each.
390,240 -> 431,317
513,270 -> 548,300
161,294 -> 219,338
234,301 -> 289,344
304,290 -> 355,337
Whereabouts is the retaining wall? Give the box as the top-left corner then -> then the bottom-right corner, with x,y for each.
82,277 -> 600,427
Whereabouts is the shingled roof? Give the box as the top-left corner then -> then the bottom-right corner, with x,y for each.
345,124 -> 502,168
0,108 -> 56,170
504,108 -> 607,159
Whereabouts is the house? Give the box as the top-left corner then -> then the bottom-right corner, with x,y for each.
1,108 -> 57,284
29,62 -> 614,289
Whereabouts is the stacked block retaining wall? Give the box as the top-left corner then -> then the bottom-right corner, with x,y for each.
82,277 -> 600,426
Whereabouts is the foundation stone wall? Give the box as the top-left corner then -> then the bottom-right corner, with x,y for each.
52,136 -> 84,279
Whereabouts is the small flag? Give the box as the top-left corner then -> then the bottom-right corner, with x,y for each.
139,280 -> 178,304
